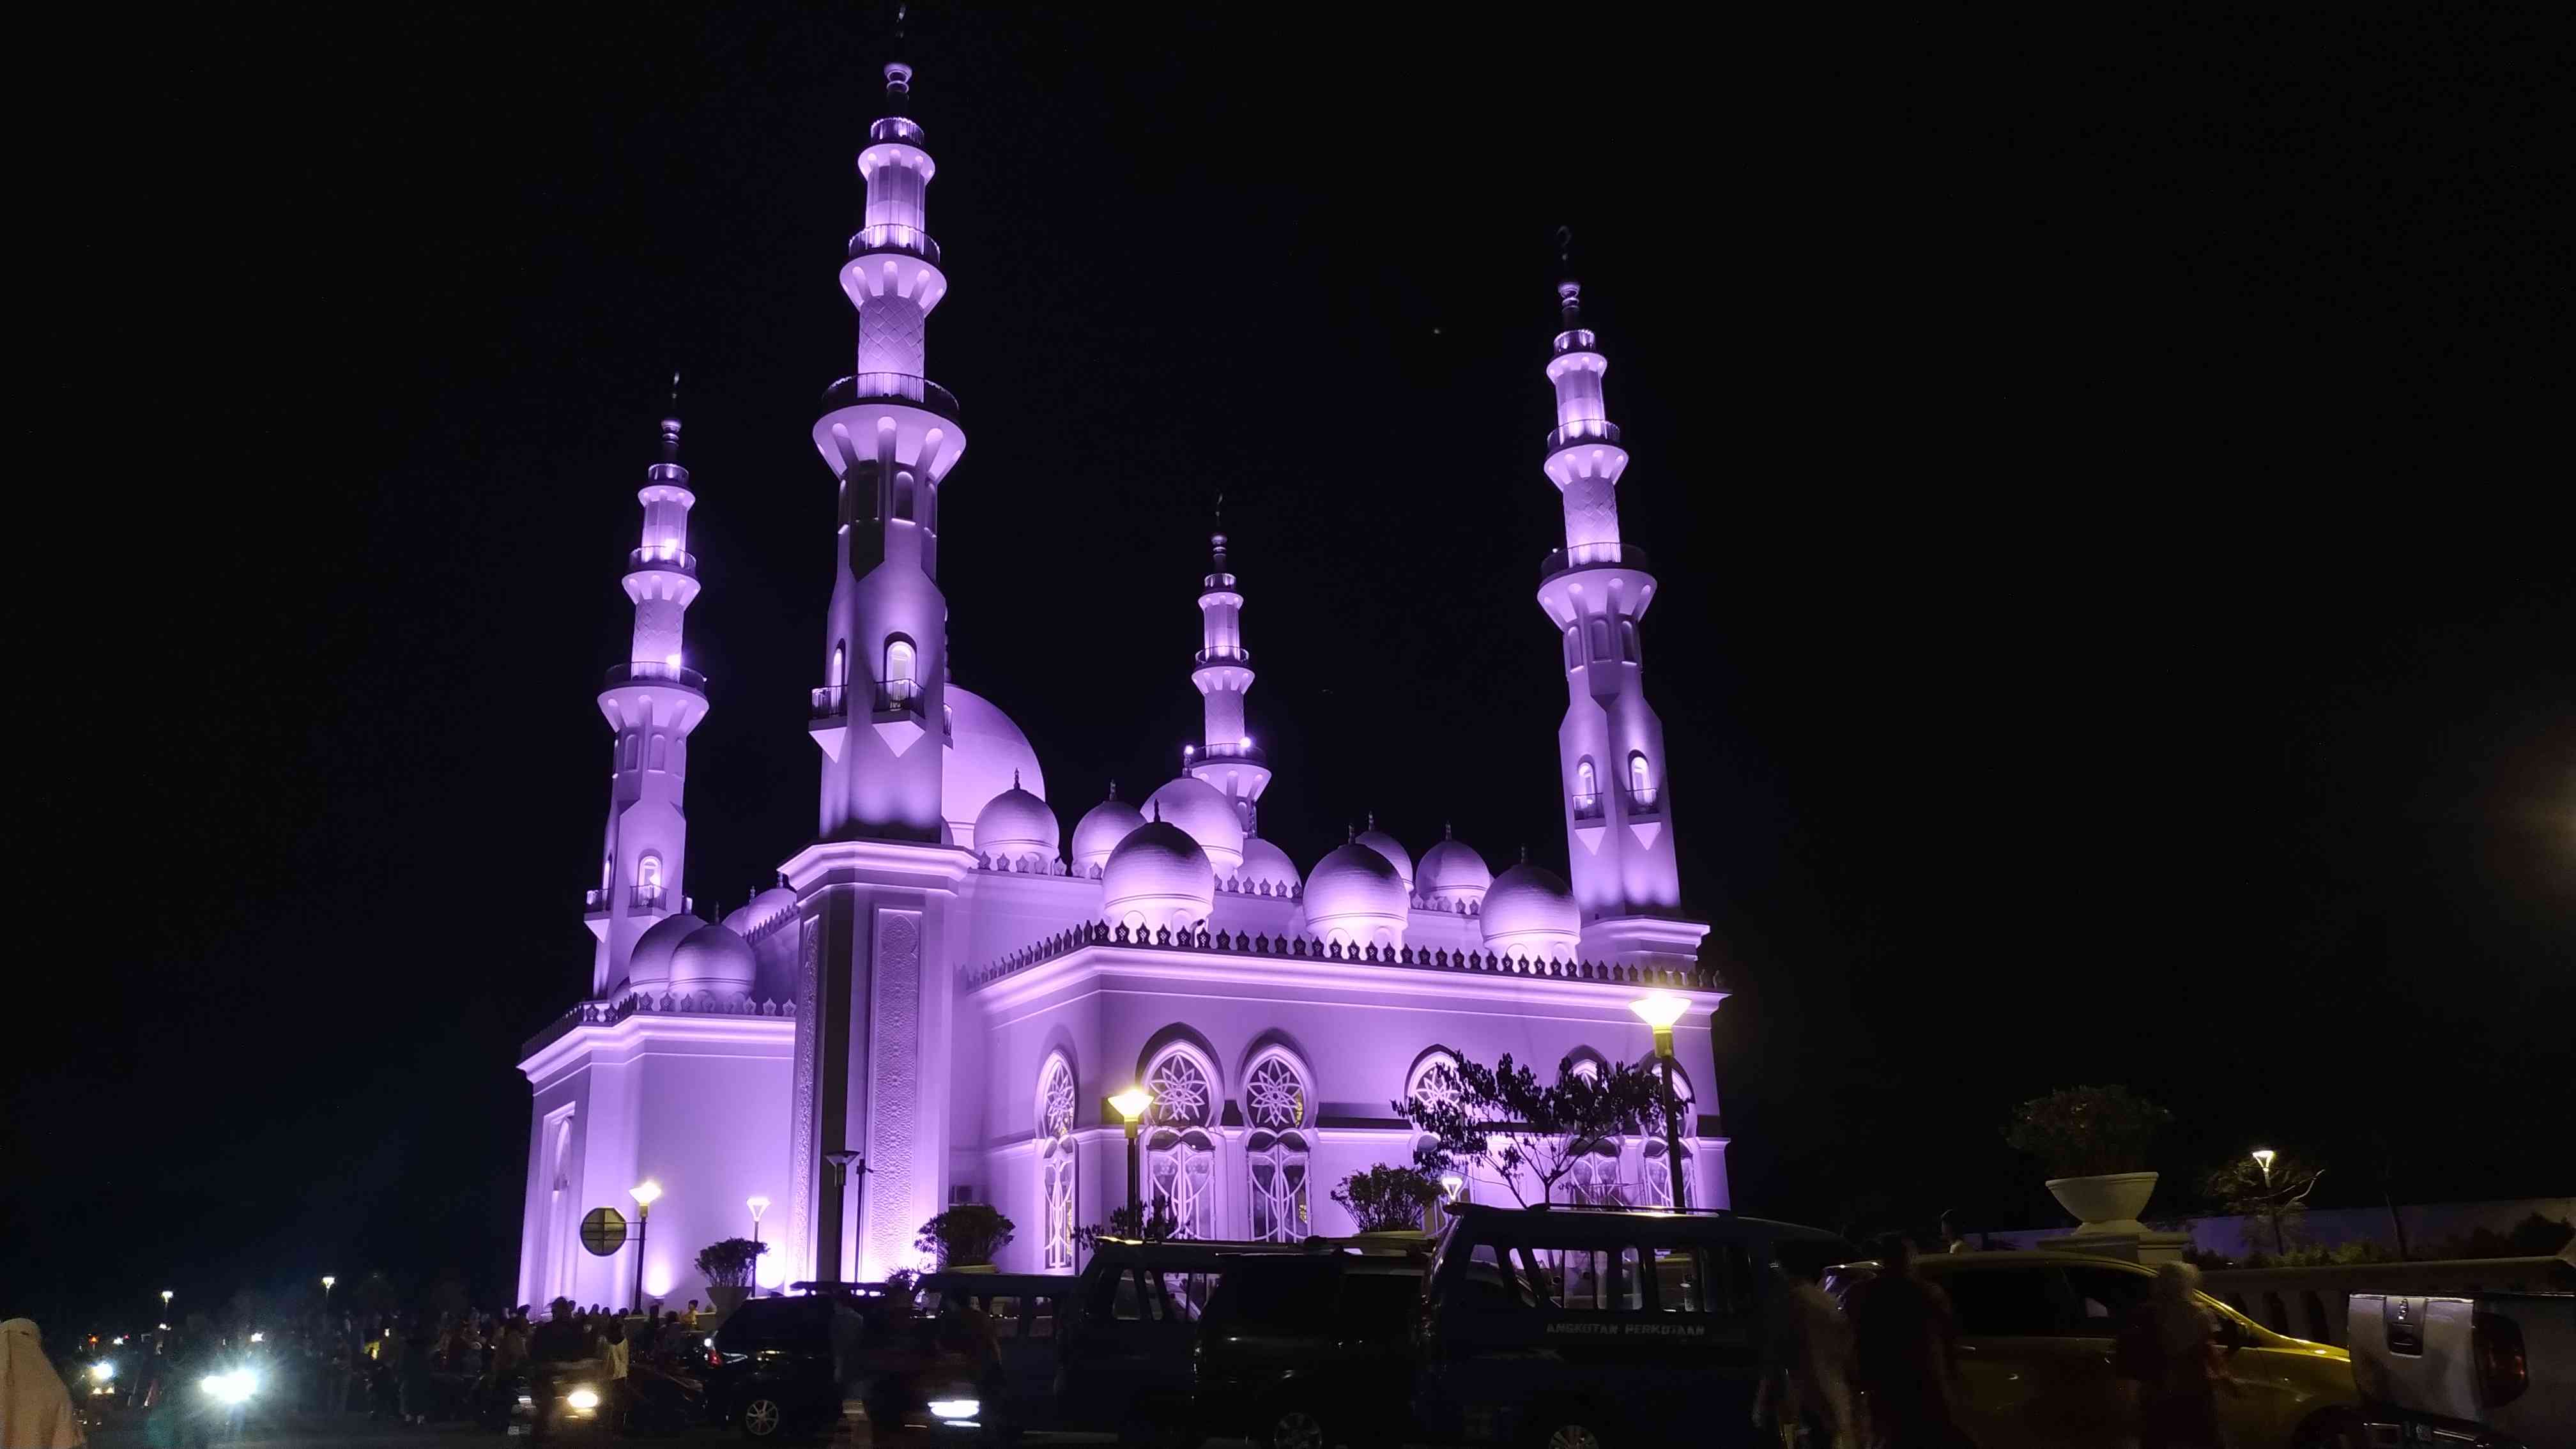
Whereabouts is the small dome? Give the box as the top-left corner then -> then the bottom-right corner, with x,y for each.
1103,820 -> 1215,933
626,910 -> 707,994
1417,827 -> 1492,906
1144,776 -> 1246,871
1236,835 -> 1301,893
1305,839 -> 1409,948
943,685 -> 1045,848
1482,860 -> 1579,961
1353,818 -> 1415,893
670,922 -> 757,997
1070,785 -> 1147,872
721,885 -> 801,942
974,777 -> 1060,866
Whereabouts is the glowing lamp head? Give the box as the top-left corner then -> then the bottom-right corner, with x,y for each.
321,1275 -> 335,1290
747,1195 -> 770,1222
629,1180 -> 663,1209
1108,1087 -> 1153,1124
664,653 -> 683,669
161,1291 -> 173,1305
1630,993 -> 1690,1031
1439,1172 -> 1465,1200
2250,1148 -> 2276,1174
1239,736 -> 1252,748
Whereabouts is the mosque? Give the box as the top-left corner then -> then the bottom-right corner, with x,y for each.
515,60 -> 1726,1304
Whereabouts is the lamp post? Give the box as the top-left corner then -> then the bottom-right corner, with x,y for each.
1108,1088 -> 1154,1225
1631,994 -> 1692,1210
160,1290 -> 172,1328
628,1181 -> 662,1312
822,1151 -> 864,1284
321,1276 -> 335,1325
747,1195 -> 769,1247
2251,1149 -> 2283,1255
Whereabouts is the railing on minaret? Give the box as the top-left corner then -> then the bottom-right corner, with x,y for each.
588,391 -> 714,995
1532,270 -> 1701,969
808,61 -> 967,843
1187,518 -> 1274,836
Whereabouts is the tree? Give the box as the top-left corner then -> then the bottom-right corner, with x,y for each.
1333,1164 -> 1443,1233
1393,1053 -> 1658,1207
2206,1150 -> 2324,1256
695,1238 -> 769,1288
1073,1201 -> 1178,1257
915,1204 -> 1016,1268
2003,1085 -> 2172,1179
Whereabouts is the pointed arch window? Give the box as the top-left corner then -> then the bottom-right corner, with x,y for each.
831,641 -> 847,687
1573,759 -> 1602,820
1588,617 -> 1613,661
1563,626 -> 1582,671
884,636 -> 919,703
1244,1053 -> 1312,1242
1618,620 -> 1639,662
1145,1048 -> 1218,1239
1625,751 -> 1657,811
650,733 -> 668,771
1037,1055 -> 1078,1271
635,854 -> 664,908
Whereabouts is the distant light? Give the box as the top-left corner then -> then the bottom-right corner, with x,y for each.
321,1275 -> 335,1291
747,1195 -> 770,1222
1239,736 -> 1253,748
664,654 -> 683,669
929,1399 -> 981,1420
567,1387 -> 601,1410
630,1180 -> 663,1208
1629,993 -> 1689,1030
92,1363 -> 114,1382
249,1332 -> 264,1343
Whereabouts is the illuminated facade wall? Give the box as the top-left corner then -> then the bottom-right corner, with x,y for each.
519,58 -> 1726,1303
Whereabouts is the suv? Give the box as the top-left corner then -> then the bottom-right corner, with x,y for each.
1837,1250 -> 2361,1449
1193,1253 -> 1426,1449
1057,1238 -> 1314,1439
705,1288 -> 997,1441
1415,1204 -> 1854,1449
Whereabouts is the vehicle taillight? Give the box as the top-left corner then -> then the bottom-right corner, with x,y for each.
707,1349 -> 723,1368
2472,1311 -> 2527,1407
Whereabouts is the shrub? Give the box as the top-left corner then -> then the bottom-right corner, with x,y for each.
694,1238 -> 768,1289
1333,1164 -> 1443,1233
2003,1085 -> 2172,1179
914,1204 -> 1016,1268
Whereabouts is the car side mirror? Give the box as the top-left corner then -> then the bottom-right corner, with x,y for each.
2215,1314 -> 2248,1354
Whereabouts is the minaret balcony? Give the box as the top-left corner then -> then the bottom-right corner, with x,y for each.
1540,541 -> 1652,582
824,373 -> 962,423
847,223 -> 941,266
1192,740 -> 1268,765
625,546 -> 698,578
1620,785 -> 1666,817
1193,646 -> 1253,668
1570,791 -> 1607,822
1547,420 -> 1621,451
602,661 -> 708,693
810,684 -> 848,721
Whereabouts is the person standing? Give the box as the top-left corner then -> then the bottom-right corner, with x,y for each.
1752,1262 -> 1857,1448
2,1319 -> 85,1448
2115,1262 -> 2228,1449
1846,1236 -> 1976,1448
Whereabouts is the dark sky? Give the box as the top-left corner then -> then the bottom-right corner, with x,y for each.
13,5 -> 2569,1328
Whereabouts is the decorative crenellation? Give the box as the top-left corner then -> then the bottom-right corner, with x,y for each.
963,919 -> 1717,993
521,991 -> 796,1059
972,853 -> 1305,900
1410,893 -> 1484,916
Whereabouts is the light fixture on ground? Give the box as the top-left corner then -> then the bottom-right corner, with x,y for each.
627,1180 -> 663,1311
1630,993 -> 1692,1209
1108,1087 -> 1154,1222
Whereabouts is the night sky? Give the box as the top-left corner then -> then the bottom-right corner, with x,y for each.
13,6 -> 2569,1329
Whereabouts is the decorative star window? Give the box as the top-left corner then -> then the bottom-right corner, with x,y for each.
1246,1057 -> 1307,1129
1041,1059 -> 1075,1139
1149,1054 -> 1211,1128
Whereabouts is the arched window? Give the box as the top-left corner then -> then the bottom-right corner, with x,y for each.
1639,1142 -> 1697,1209
623,733 -> 640,770
1627,751 -> 1654,809
547,1114 -> 578,1299
1243,1053 -> 1312,1241
636,854 -> 663,904
831,641 -> 847,687
1618,620 -> 1639,662
599,856 -> 613,891
1563,627 -> 1581,671
650,733 -> 668,771
1037,1055 -> 1077,1271
1145,1048 -> 1218,1239
1588,618 -> 1612,661
1568,1146 -> 1626,1207
1574,759 -> 1601,819
884,636 -> 918,702
893,470 -> 916,521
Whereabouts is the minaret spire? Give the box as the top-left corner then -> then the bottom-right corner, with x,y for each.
1531,258 -> 1707,970
584,395 -> 713,995
806,52 -> 965,841
1188,514 -> 1272,836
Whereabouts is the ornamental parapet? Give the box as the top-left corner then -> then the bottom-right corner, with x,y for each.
521,992 -> 796,1058
964,920 -> 1717,993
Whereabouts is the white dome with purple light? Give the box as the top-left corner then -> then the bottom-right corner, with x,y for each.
1103,819 -> 1215,932
1144,775 -> 1245,872
1417,827 -> 1492,908
973,775 -> 1059,867
1236,835 -> 1301,893
721,885 -> 801,942
944,685 -> 1045,849
1303,839 -> 1408,947
1353,818 -> 1414,894
670,921 -> 757,997
1481,860 -> 1579,961
625,910 -> 707,994
1070,785 -> 1147,872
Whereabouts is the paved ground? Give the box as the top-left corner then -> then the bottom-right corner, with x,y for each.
86,1407 -> 841,1446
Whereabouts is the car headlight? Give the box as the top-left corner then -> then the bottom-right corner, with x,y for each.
567,1387 -> 601,1410
93,1363 -> 115,1381
928,1398 -> 981,1421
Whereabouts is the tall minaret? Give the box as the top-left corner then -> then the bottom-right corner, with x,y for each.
807,60 -> 964,841
586,399 -> 712,995
1533,277 -> 1708,969
1185,526 -> 1272,833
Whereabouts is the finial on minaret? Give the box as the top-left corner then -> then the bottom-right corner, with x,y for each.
1107,779 -> 1119,801
1443,822 -> 1455,839
1519,844 -> 1530,865
1554,227 -> 1582,326
1012,769 -> 1021,790
885,60 -> 912,103
1210,491 -> 1227,570
660,371 -> 684,463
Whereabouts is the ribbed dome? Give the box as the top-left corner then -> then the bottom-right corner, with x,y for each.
1353,820 -> 1415,893
670,922 -> 757,997
1103,820 -> 1215,933
1070,786 -> 1147,873
721,885 -> 802,942
1304,840 -> 1409,948
1418,829 -> 1493,906
1481,861 -> 1579,961
625,910 -> 707,994
1236,835 -> 1301,893
1144,776 -> 1245,871
943,686 -> 1045,849
974,778 -> 1060,866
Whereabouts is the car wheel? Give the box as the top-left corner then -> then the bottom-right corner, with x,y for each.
2294,1407 -> 2365,1449
1261,1404 -> 1330,1449
740,1395 -> 785,1439
1538,1418 -> 1606,1449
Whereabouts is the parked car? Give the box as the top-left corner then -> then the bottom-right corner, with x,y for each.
1413,1203 -> 1855,1449
915,1271 -> 1075,1441
2349,1289 -> 2573,1448
1057,1237 -> 1315,1441
703,1287 -> 996,1441
1835,1249 -> 2362,1449
1192,1252 -> 1425,1449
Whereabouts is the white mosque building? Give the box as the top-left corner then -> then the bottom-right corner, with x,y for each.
516,61 -> 1724,1304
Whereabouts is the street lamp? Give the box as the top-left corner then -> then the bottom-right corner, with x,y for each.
628,1181 -> 663,1312
1631,993 -> 1692,1210
747,1195 -> 770,1247
1108,1088 -> 1154,1224
822,1151 -> 865,1284
2251,1149 -> 2283,1254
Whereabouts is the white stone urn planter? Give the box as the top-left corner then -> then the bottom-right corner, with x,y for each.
2045,1171 -> 2159,1235
707,1284 -> 751,1318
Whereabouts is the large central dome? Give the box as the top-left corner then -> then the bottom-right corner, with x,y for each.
944,685 -> 1045,848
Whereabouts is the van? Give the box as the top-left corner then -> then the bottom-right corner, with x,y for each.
1416,1204 -> 1853,1449
1059,1238 -> 1314,1440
